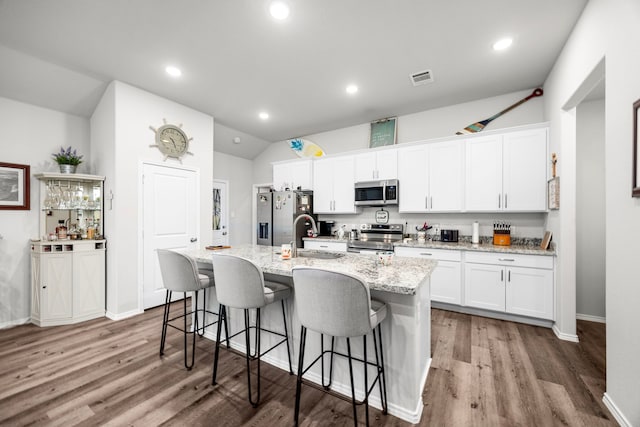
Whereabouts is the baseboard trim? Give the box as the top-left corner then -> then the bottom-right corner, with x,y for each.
576,313 -> 606,323
0,317 -> 30,329
106,309 -> 143,321
552,324 -> 579,342
603,392 -> 632,427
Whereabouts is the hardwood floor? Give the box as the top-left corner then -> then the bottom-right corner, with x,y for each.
0,305 -> 615,426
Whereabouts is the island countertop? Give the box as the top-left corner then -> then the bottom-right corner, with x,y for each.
182,243 -> 436,295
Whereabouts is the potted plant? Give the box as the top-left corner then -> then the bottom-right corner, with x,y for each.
52,146 -> 83,173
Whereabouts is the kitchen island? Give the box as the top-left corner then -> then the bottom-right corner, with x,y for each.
182,244 -> 436,424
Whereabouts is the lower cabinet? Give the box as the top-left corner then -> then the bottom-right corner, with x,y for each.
464,251 -> 554,320
31,241 -> 106,326
394,247 -> 462,305
303,239 -> 348,252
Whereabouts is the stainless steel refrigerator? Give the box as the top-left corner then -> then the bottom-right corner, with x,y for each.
256,190 -> 314,247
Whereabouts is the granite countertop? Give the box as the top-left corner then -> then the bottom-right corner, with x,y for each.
305,236 -> 555,256
182,244 -> 436,295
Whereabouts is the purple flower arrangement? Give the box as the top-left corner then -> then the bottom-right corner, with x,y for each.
52,146 -> 83,166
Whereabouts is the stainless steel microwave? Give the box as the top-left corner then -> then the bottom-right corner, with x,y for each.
354,179 -> 399,206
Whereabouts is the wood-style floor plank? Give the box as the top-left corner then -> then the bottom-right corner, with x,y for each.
0,305 -> 615,426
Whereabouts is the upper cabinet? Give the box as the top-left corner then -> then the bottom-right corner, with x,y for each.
313,155 -> 358,214
272,159 -> 313,191
465,128 -> 547,212
398,139 -> 463,212
354,149 -> 398,182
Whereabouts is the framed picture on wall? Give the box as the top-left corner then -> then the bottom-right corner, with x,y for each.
369,117 -> 397,148
0,162 -> 30,210
633,98 -> 640,197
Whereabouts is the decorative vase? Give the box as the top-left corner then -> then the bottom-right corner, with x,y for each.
59,164 -> 77,174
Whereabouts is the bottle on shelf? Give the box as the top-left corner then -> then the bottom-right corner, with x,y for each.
56,220 -> 67,240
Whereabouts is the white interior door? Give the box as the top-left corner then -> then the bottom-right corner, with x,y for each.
211,179 -> 229,246
142,163 -> 199,309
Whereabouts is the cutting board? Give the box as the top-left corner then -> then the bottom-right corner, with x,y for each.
205,245 -> 231,250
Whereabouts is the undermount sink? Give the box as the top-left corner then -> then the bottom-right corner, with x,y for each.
296,251 -> 345,259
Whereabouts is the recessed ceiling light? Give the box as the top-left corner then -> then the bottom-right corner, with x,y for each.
493,38 -> 513,51
346,85 -> 358,94
269,2 -> 289,20
165,66 -> 182,77
259,112 -> 269,120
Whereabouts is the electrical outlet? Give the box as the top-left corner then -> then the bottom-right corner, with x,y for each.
433,224 -> 440,235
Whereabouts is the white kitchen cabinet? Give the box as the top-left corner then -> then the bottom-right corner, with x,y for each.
464,251 -> 554,320
354,149 -> 397,181
465,128 -> 547,212
31,241 -> 106,326
398,140 -> 463,212
394,247 -> 462,304
272,159 -> 313,191
303,240 -> 348,252
313,155 -> 357,214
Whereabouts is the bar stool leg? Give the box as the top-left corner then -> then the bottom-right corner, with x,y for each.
376,325 -> 388,414
294,326 -> 307,426
245,308 -> 262,407
160,290 -> 172,356
281,300 -> 293,374
212,304 -> 226,385
363,334 -> 369,426
346,338 -> 358,426
183,291 -> 196,370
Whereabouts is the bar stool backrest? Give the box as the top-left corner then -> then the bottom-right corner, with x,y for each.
211,254 -> 267,309
292,267 -> 372,338
157,249 -> 202,292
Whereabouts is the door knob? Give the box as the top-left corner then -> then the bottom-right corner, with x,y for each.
190,238 -> 198,242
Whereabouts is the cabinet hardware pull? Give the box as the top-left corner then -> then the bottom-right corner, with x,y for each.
420,253 -> 432,256
498,194 -> 501,208
508,270 -> 511,281
498,258 -> 515,261
425,196 -> 428,209
505,194 -> 508,209
430,196 -> 433,209
320,245 -> 328,248
501,270 -> 504,281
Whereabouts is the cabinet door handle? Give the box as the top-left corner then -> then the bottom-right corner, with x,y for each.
508,270 -> 511,282
320,245 -> 328,248
501,270 -> 504,282
498,258 -> 515,262
420,253 -> 433,256
430,196 -> 433,209
425,197 -> 428,209
498,194 -> 501,209
505,194 -> 508,209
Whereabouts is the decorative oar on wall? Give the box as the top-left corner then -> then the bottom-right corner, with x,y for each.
456,88 -> 543,135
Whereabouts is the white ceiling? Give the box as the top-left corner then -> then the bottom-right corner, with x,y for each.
0,0 -> 587,159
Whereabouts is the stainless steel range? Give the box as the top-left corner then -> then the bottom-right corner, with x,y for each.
347,223 -> 403,254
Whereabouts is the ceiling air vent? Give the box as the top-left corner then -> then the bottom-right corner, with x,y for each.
410,69 -> 434,86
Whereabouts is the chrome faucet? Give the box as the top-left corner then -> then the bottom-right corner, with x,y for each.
291,214 -> 318,258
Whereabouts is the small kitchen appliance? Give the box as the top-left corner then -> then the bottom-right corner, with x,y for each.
354,179 -> 399,206
347,223 -> 403,254
318,220 -> 335,237
440,229 -> 459,242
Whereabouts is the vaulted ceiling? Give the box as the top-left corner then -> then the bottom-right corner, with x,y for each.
0,0 -> 587,158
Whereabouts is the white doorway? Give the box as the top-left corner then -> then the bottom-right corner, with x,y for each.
142,163 -> 200,309
211,179 -> 229,246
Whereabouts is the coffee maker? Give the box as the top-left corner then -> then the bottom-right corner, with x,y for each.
318,220 -> 335,237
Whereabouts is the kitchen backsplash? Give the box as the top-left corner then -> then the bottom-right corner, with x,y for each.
318,206 -> 547,240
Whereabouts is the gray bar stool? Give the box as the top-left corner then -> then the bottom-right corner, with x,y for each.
292,266 -> 388,426
210,253 -> 293,407
156,249 -> 228,370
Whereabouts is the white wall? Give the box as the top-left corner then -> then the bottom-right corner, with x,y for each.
544,0 -> 640,424
253,88 -> 545,185
0,97 -> 90,327
213,151 -> 254,245
91,81 -> 214,317
576,99 -> 605,320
